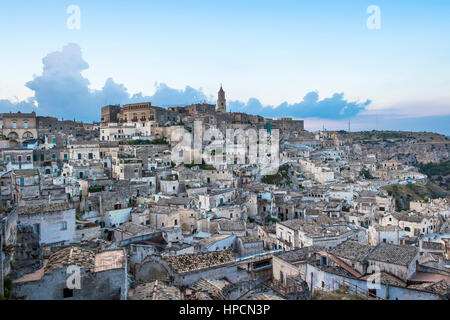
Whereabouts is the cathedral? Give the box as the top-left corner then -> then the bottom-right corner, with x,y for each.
217,85 -> 227,113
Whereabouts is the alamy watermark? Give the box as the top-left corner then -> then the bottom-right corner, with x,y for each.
66,265 -> 81,290
367,5 -> 381,30
67,5 -> 81,30
171,121 -> 280,175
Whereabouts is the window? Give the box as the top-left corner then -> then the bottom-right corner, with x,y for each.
13,121 -> 16,128
88,153 -> 93,160
63,288 -> 73,298
78,153 -> 82,160
174,219 -> 178,226
61,221 -> 68,230
52,138 -> 56,144
24,121 -> 28,128
33,223 -> 40,236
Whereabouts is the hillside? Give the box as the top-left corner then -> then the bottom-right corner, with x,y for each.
261,164 -> 293,187
381,182 -> 449,212
419,159 -> 450,190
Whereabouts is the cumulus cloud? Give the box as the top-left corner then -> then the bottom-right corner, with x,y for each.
0,43 -> 208,121
228,91 -> 371,120
131,83 -> 212,107
0,43 -> 370,122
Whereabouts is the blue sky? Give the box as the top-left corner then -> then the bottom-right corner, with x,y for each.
0,0 -> 449,134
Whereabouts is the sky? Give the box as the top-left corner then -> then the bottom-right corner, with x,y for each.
0,0 -> 449,134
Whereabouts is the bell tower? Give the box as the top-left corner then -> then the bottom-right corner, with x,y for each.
217,85 -> 226,113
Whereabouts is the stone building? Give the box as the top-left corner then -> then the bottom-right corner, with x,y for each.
267,117 -> 304,132
117,102 -> 173,125
101,105 -> 121,123
134,249 -> 242,287
17,202 -> 76,246
0,149 -> 34,171
272,246 -> 324,287
365,242 -> 420,281
11,169 -> 41,204
36,116 -> 86,142
12,247 -> 127,300
0,206 -> 18,295
380,212 -> 440,237
217,85 -> 227,113
67,142 -> 100,161
0,111 -> 37,147
112,158 -> 143,180
169,103 -> 216,117
276,219 -> 365,251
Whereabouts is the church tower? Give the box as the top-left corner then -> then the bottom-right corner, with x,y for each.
217,85 -> 226,113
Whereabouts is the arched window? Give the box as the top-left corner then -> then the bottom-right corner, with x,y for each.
8,132 -> 18,140
23,131 -> 34,139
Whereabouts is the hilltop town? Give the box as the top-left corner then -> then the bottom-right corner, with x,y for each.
0,86 -> 449,300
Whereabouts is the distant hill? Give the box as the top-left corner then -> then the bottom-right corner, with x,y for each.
337,130 -> 449,145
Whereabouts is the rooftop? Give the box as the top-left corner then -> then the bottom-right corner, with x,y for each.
129,281 -> 181,300
18,201 -> 72,215
44,246 -> 95,273
330,241 -> 373,262
115,222 -> 155,236
44,247 -> 124,274
164,249 -> 235,274
13,169 -> 39,177
276,246 -> 325,264
366,243 -> 418,266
